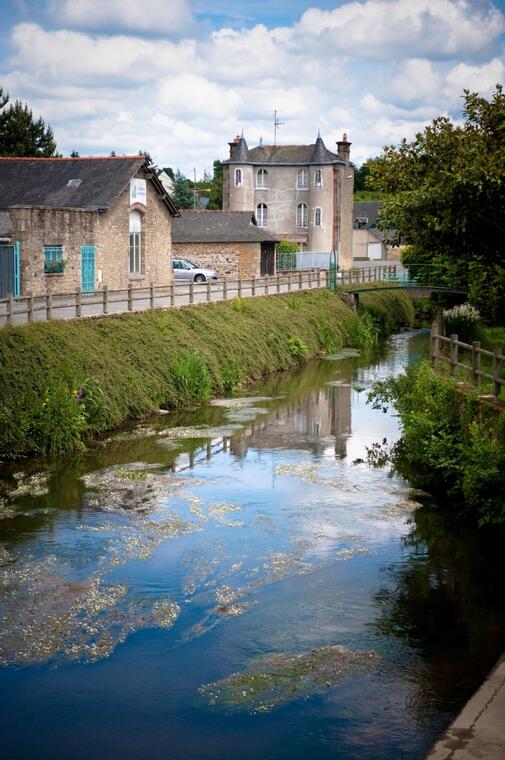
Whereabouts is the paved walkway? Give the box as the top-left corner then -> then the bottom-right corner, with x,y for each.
427,653 -> 505,759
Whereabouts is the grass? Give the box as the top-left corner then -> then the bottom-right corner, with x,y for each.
0,290 -> 415,458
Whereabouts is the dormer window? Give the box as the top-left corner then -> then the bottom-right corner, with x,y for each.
235,168 -> 243,187
256,168 -> 268,189
296,169 -> 308,190
314,169 -> 322,187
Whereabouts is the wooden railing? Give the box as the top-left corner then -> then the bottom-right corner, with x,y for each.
0,265 -> 401,329
431,325 -> 504,400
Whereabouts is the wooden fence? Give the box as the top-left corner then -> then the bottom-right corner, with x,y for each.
0,265 -> 399,329
430,325 -> 504,400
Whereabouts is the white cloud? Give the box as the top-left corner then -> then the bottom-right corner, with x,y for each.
3,1 -> 505,171
50,0 -> 193,35
297,0 -> 505,59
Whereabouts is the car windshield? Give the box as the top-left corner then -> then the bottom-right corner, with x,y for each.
183,260 -> 197,269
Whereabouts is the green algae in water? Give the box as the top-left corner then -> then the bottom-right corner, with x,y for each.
323,349 -> 360,361
198,645 -> 379,714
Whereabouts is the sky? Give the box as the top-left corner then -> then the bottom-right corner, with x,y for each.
1,0 -> 505,174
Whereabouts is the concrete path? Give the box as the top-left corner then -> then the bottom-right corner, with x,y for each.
427,653 -> 505,759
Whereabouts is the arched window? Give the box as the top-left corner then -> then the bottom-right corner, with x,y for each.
296,169 -> 308,190
256,203 -> 267,227
296,203 -> 308,228
235,168 -> 242,187
256,168 -> 268,189
314,207 -> 322,227
129,210 -> 142,274
314,169 -> 322,187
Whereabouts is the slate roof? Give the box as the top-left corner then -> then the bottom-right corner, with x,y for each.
225,135 -> 343,166
353,201 -> 381,228
0,156 -> 178,215
172,210 -> 279,243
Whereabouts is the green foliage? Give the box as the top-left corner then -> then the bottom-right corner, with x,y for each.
231,297 -> 248,314
369,361 -> 505,527
171,169 -> 196,209
286,336 -> 309,362
276,241 -> 300,271
369,85 -> 505,322
0,289 -> 414,458
170,351 -> 211,404
344,311 -> 378,349
443,303 -> 483,342
286,294 -> 302,311
207,160 -> 223,210
0,88 -> 57,157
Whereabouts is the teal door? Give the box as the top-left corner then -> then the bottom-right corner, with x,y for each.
81,246 -> 95,292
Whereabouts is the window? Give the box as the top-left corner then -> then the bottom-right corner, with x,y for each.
129,210 -> 142,275
256,203 -> 267,228
314,207 -> 322,227
44,245 -> 64,273
256,168 -> 268,189
296,203 -> 308,228
235,168 -> 242,187
296,169 -> 308,190
354,216 -> 368,229
314,169 -> 322,187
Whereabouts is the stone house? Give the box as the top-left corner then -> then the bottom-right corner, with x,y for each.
222,133 -> 354,269
0,156 -> 178,298
353,201 -> 402,261
172,209 -> 279,278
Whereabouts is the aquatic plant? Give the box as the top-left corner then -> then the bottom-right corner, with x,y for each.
443,302 -> 482,342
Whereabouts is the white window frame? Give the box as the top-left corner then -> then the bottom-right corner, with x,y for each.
296,168 -> 308,190
256,203 -> 267,228
129,210 -> 142,275
235,168 -> 243,187
314,169 -> 322,188
296,203 -> 308,228
256,168 -> 268,189
314,207 -> 322,227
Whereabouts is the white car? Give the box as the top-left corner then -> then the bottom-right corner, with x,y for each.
172,259 -> 219,283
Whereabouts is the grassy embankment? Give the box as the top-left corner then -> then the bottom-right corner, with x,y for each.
0,290 -> 414,459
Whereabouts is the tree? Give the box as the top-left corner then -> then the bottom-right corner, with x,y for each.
354,156 -> 387,200
138,149 -> 154,166
171,169 -> 196,209
369,85 -> 505,321
207,160 -> 223,209
70,150 -> 79,157
0,88 -> 57,157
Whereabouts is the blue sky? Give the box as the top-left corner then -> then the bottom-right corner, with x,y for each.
1,0 -> 504,173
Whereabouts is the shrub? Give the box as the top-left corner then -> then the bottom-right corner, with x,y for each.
286,336 -> 309,362
443,302 -> 482,342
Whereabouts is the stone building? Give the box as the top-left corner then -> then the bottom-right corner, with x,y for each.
353,201 -> 402,261
0,156 -> 178,298
172,209 -> 278,278
222,133 -> 354,268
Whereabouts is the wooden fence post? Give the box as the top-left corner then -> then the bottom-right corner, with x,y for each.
493,347 -> 502,400
317,269 -> 321,288
46,293 -> 53,321
299,271 -> 303,290
252,276 -> 256,296
6,295 -> 13,326
189,281 -> 194,304
288,273 -> 292,292
27,292 -> 33,323
277,273 -> 281,293
430,322 -> 438,368
223,279 -> 227,300
170,282 -> 175,307
127,284 -> 133,311
238,278 -> 242,298
265,276 -> 269,294
207,280 -> 211,302
103,284 -> 108,315
150,282 -> 155,310
76,287 -> 82,318
449,334 -> 458,377
472,341 -> 481,388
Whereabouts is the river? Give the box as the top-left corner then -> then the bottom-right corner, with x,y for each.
1,329 -> 504,760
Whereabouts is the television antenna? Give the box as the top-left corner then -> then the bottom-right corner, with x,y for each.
273,110 -> 285,146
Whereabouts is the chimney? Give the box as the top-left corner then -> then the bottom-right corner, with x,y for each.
337,132 -> 351,163
228,134 -> 242,158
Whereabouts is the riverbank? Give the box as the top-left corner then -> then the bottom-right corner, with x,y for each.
0,289 -> 414,459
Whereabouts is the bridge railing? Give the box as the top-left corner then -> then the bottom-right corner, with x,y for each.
431,323 -> 504,400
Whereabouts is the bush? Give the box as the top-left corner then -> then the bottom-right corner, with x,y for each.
443,302 -> 482,342
286,336 -> 309,362
369,361 -> 505,527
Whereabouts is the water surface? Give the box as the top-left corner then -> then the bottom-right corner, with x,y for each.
1,330 -> 504,760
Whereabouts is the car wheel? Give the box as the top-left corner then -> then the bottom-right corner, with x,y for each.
194,274 -> 206,283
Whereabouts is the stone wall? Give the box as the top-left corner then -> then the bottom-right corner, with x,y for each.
10,170 -> 173,297
173,241 -> 262,278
